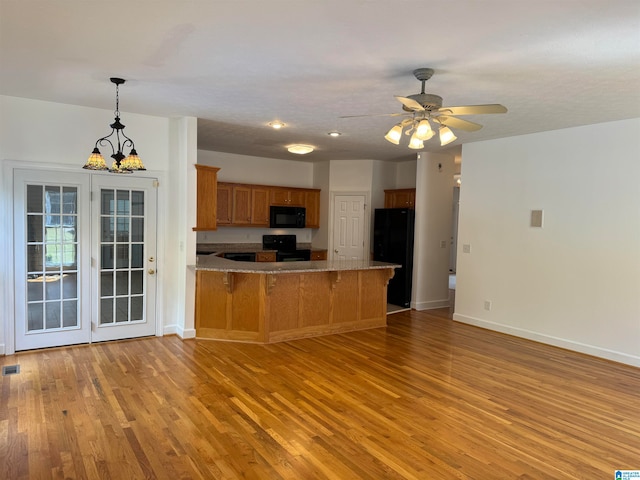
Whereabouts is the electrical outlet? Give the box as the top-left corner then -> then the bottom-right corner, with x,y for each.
484,300 -> 492,311
440,240 -> 447,248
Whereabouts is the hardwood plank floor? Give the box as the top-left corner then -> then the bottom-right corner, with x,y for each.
1,309 -> 638,479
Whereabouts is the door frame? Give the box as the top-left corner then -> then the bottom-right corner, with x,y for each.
1,161 -> 165,355
328,191 -> 370,261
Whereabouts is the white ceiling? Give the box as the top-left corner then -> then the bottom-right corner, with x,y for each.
1,1 -> 639,163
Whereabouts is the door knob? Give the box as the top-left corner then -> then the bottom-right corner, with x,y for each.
334,249 -> 339,253
148,268 -> 156,275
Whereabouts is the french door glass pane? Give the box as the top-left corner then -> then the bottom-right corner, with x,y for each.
99,188 -> 145,325
24,184 -> 79,333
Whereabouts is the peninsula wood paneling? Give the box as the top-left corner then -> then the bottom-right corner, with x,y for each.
195,268 -> 394,343
331,271 -> 359,324
267,274 -> 300,332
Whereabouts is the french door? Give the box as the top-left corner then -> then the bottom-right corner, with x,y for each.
13,169 -> 157,351
90,175 -> 157,342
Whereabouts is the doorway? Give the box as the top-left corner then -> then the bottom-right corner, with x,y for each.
13,169 -> 158,351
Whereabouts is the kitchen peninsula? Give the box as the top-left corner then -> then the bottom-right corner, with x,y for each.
193,255 -> 398,343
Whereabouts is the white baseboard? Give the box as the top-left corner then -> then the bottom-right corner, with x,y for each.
163,324 -> 177,336
175,326 -> 196,339
0,343 -> 5,355
453,313 -> 640,368
412,299 -> 450,311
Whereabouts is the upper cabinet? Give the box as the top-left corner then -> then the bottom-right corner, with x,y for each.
270,188 -> 305,206
214,182 -> 320,228
304,190 -> 321,228
193,165 -> 220,230
384,188 -> 416,209
217,183 -> 271,226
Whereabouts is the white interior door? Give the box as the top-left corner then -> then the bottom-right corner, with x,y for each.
14,170 -> 91,351
90,175 -> 157,343
332,194 -> 366,260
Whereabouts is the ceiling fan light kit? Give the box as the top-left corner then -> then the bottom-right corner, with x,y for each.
83,77 -> 145,173
345,67 -> 507,150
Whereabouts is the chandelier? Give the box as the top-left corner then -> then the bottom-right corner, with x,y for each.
83,77 -> 145,173
384,115 -> 457,149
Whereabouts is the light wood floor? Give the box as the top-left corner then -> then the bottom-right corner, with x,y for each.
1,308 -> 639,479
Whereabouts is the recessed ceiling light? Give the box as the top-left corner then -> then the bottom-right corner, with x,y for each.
268,121 -> 285,129
328,131 -> 341,137
287,144 -> 314,155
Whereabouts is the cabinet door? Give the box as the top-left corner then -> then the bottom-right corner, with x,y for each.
255,251 -> 276,262
288,190 -> 305,206
384,189 -> 415,208
270,188 -> 290,206
251,187 -> 270,226
232,185 -> 252,224
304,190 -> 320,228
310,250 -> 327,261
194,165 -> 220,230
271,188 -> 305,206
216,183 -> 232,225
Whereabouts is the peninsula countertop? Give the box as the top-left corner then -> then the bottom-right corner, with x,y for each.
192,253 -> 399,274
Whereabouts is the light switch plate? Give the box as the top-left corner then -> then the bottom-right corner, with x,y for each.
462,244 -> 471,254
531,209 -> 544,228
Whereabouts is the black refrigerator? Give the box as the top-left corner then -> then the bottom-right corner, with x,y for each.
373,208 -> 415,308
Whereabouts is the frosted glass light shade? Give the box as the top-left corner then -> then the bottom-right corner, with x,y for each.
439,126 -> 457,146
408,132 -> 424,149
415,119 -> 434,141
384,124 -> 403,145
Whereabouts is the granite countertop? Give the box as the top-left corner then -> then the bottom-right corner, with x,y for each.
191,254 -> 399,274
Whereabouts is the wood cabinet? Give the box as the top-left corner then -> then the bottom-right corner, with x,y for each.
310,250 -> 327,261
250,187 -> 271,226
194,165 -> 220,230
384,188 -> 416,209
270,188 -> 305,206
217,183 -> 271,227
216,182 -> 232,225
304,190 -> 321,228
255,251 -> 276,262
216,182 -> 320,228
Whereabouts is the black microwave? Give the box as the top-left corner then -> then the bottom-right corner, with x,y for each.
270,206 -> 306,228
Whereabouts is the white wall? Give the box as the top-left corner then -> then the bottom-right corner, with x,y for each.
0,95 -> 192,352
413,152 -> 456,310
454,118 -> 640,366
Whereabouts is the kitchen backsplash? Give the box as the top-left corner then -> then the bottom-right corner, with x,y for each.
197,227 -> 313,244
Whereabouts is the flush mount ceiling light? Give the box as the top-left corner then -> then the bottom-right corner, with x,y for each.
268,121 -> 285,129
287,144 -> 314,154
328,131 -> 342,137
83,78 -> 145,173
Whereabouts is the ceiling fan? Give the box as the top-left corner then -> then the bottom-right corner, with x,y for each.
344,68 -> 507,149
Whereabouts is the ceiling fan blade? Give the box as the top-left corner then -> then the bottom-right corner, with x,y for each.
394,95 -> 425,111
340,112 -> 409,119
434,115 -> 483,132
436,104 -> 507,116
